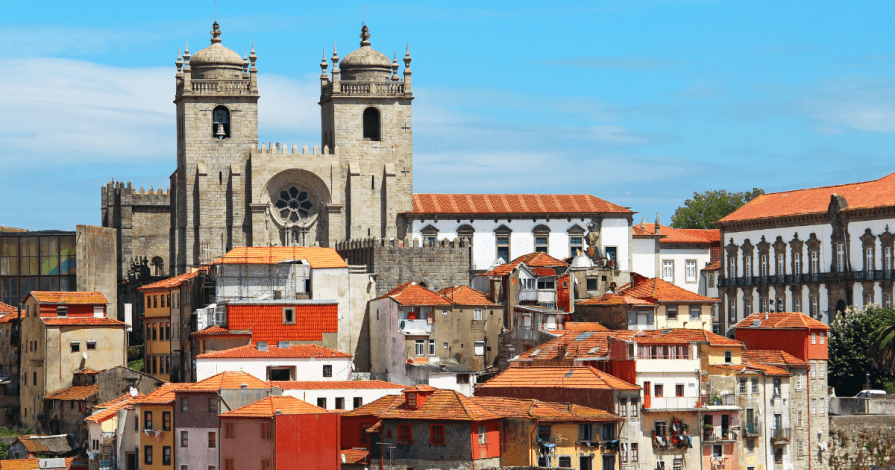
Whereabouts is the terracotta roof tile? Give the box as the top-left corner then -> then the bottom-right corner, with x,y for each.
437,286 -> 495,306
676,229 -> 721,242
191,326 -> 251,337
486,252 -> 568,277
212,247 -> 347,268
515,330 -> 616,361
627,329 -> 744,347
42,317 -> 127,327
375,282 -> 452,306
704,261 -> 721,271
219,395 -> 333,418
632,225 -> 659,237
138,269 -> 204,292
0,458 -> 87,470
479,366 -> 640,391
132,383 -> 190,405
179,371 -> 271,392
606,274 -> 718,303
577,293 -> 656,307
411,194 -> 632,215
341,395 -> 405,417
45,384 -> 98,401
742,350 -> 808,367
720,172 -> 895,223
742,361 -> 791,376
472,396 -> 623,422
734,312 -> 830,330
377,389 -> 501,421
225,303 -> 338,344
270,380 -> 404,390
639,224 -> 711,244
0,302 -> 18,315
86,394 -> 145,423
0,313 -> 17,324
28,292 -> 108,305
196,344 -> 352,360
562,322 -> 609,332
340,449 -> 369,465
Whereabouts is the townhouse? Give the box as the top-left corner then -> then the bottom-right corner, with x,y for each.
130,383 -> 190,470
195,343 -> 353,382
272,380 -> 404,411
631,220 -> 719,295
85,393 -> 145,470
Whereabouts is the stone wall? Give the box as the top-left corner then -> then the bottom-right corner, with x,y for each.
101,181 -> 171,279
831,397 -> 895,416
336,237 -> 471,296
75,225 -> 118,320
829,415 -> 895,470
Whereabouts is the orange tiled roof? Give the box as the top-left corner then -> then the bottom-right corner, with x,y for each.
734,312 -> 830,330
132,383 -> 190,405
226,303 -> 338,344
410,194 -> 632,215
212,247 -> 347,268
340,449 -> 369,465
377,389 -> 500,421
42,317 -> 127,327
742,361 -> 791,377
562,322 -> 609,332
179,371 -> 271,393
515,330 -> 616,361
28,292 -> 108,305
612,274 -> 719,303
676,229 -> 721,242
0,458 -> 87,470
719,172 -> 895,224
632,224 -> 659,237
480,366 -> 640,391
375,282 -> 452,306
0,313 -> 17,324
628,329 -> 744,347
86,394 -> 145,423
191,326 -> 251,337
472,396 -> 623,422
486,252 -> 568,277
138,269 -> 204,292
45,384 -> 98,401
220,395 -> 332,418
639,224 -> 710,244
270,380 -> 405,390
704,261 -> 721,271
0,302 -> 18,315
341,394 -> 405,417
196,344 -> 352,360
742,350 -> 808,367
437,286 -> 495,306
577,293 -> 656,307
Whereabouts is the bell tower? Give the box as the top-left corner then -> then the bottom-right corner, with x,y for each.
171,22 -> 259,274
319,25 -> 414,240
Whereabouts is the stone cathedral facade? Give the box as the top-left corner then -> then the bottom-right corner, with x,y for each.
105,22 -> 415,275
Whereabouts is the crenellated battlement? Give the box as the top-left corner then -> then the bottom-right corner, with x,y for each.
251,142 -> 339,156
101,180 -> 171,208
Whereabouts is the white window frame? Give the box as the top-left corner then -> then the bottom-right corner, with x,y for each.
685,260 -> 697,283
777,254 -> 785,276
473,308 -> 483,320
662,260 -> 674,282
886,247 -> 892,274
474,341 -> 485,356
794,297 -> 801,314
690,305 -> 700,319
866,247 -> 875,272
478,425 -> 486,444
415,340 -> 425,357
428,339 -> 435,356
522,314 -> 532,328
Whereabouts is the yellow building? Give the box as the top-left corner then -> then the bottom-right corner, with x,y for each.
139,283 -> 174,381
131,383 -> 188,470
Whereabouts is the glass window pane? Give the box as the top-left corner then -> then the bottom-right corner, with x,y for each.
60,237 -> 76,276
1,278 -> 19,306
40,277 -> 59,291
41,237 -> 59,275
61,276 -> 77,291
20,277 -> 38,302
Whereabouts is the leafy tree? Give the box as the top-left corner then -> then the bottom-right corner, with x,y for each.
828,305 -> 895,396
0,440 -> 8,459
871,308 -> 895,374
670,188 -> 764,229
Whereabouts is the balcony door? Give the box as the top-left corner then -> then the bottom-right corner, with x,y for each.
644,381 -> 651,409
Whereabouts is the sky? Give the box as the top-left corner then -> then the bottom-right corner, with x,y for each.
2,0 -> 895,230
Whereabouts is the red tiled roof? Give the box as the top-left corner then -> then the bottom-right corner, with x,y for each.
42,317 -> 126,327
480,366 -> 640,391
486,252 -> 568,277
341,449 -> 369,465
515,330 -> 616,361
138,269 -> 204,292
532,267 -> 558,276
342,395 -> 405,417
132,383 -> 191,405
719,172 -> 895,223
612,274 -> 718,303
271,380 -> 405,390
577,293 -> 656,307
632,225 -> 660,237
196,344 -> 352,360
561,322 -> 609,332
45,384 -> 98,401
627,329 -> 744,347
377,389 -> 500,421
0,458 -> 87,470
437,286 -> 495,306
375,282 -> 452,306
191,326 -> 252,337
742,350 -> 808,367
212,247 -> 347,268
0,302 -> 18,315
0,313 -> 17,324
676,229 -> 721,242
179,371 -> 271,393
226,303 -> 338,344
410,194 -> 632,215
86,394 -> 145,423
28,292 -> 108,305
640,224 -> 711,244
734,312 -> 830,330
220,395 -> 333,418
742,361 -> 791,377
472,396 -> 623,422
704,261 -> 721,271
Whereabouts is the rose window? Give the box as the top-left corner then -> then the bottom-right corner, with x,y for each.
275,187 -> 313,223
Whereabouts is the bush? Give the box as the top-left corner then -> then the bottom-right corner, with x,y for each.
128,359 -> 144,372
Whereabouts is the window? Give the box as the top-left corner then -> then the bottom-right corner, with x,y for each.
725,351 -> 732,363
747,438 -> 755,452
630,443 -> 639,462
144,411 -> 153,430
585,277 -> 598,291
163,446 -> 171,465
362,107 -> 380,141
537,424 -> 551,442
473,308 -> 483,320
760,254 -> 769,279
180,431 -> 188,447
522,315 -> 532,328
474,341 -> 485,356
224,422 -> 234,439
745,299 -> 752,315
654,384 -> 664,397
662,260 -> 674,282
570,236 -> 583,256
397,423 -> 413,444
836,244 -> 845,272
579,423 -> 594,441
810,296 -> 819,318
690,305 -> 700,319
820,333 -> 825,345
559,456 -> 572,467
430,424 -> 445,445
282,307 -> 295,324
353,397 -> 363,409
798,411 -> 803,427
794,296 -> 801,314
335,398 -> 345,410
709,273 -> 715,288
751,378 -> 758,395
262,422 -> 272,439
180,398 -> 188,413
478,424 -> 487,444
207,397 -> 218,414
224,460 -> 234,470
317,398 -> 326,408
428,340 -> 435,356
773,378 -> 781,397
820,397 -> 825,414
144,446 -> 152,465
798,440 -> 804,457
261,461 -> 271,470
675,384 -> 684,397
729,298 -> 736,321
666,305 -> 678,320
414,340 -> 425,357
619,399 -> 627,417
797,374 -> 803,390
712,445 -> 723,458
537,277 -> 555,290
163,412 -> 171,431
811,333 -> 816,345
207,431 -> 216,448
496,235 -> 510,262
775,448 -> 783,464
866,247 -> 875,271
70,341 -> 80,353
631,398 -> 638,417
535,236 -> 548,253
323,364 -> 332,377
811,398 -> 816,414
685,260 -> 697,282
886,247 -> 893,274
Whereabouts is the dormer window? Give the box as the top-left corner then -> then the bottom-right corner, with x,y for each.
406,392 -> 417,409
212,106 -> 230,139
282,307 -> 295,325
57,306 -> 67,317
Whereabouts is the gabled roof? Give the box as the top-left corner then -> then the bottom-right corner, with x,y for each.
138,269 -> 204,292
639,224 -> 712,245
627,329 -> 744,347
719,172 -> 895,224
734,312 -> 830,330
0,302 -> 18,315
0,313 -> 17,324
704,261 -> 721,271
219,395 -> 332,418
45,384 -> 98,401
195,344 -> 352,360
14,435 -> 74,454
191,326 -> 252,337
410,194 -> 632,215
86,394 -> 145,423
341,394 -> 405,417
486,252 -> 568,277
515,330 -> 616,361
179,371 -> 271,393
742,350 -> 808,367
479,366 -> 640,391
676,229 -> 721,242
27,292 -> 107,305
212,247 -> 347,269
375,282 -> 452,306
472,396 -> 623,422
132,383 -> 190,405
341,449 -> 369,465
437,286 -> 495,306
607,274 -> 719,303
377,389 -> 500,421
41,317 -> 126,327
270,380 -> 404,390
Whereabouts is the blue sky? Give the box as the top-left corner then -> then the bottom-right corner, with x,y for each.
2,0 -> 895,230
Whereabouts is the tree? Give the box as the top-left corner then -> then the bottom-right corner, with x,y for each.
670,188 -> 765,229
871,308 -> 895,374
828,305 -> 895,396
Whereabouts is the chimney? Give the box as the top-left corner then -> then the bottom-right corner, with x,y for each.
257,342 -> 268,351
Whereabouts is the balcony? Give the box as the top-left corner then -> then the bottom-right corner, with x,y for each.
769,427 -> 790,444
321,80 -> 406,99
519,289 -> 538,302
399,319 -> 432,335
188,79 -> 252,95
651,431 -> 693,450
702,428 -> 735,443
706,393 -> 736,407
743,420 -> 761,437
644,396 -> 706,411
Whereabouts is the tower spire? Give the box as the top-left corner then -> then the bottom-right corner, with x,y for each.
210,22 -> 222,44
360,24 -> 371,47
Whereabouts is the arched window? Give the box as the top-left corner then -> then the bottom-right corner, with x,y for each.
151,257 -> 164,277
362,107 -> 380,141
212,106 -> 230,139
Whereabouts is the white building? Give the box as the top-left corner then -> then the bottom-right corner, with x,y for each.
273,380 -> 404,410
194,343 -> 353,382
716,171 -> 895,334
631,219 -> 718,294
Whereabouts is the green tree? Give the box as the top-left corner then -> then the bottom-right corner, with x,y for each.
871,308 -> 895,374
670,188 -> 765,229
0,440 -> 8,459
828,305 -> 895,396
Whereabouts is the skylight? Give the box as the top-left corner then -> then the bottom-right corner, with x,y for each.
574,332 -> 594,341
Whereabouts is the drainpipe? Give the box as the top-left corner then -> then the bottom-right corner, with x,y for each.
807,364 -> 812,470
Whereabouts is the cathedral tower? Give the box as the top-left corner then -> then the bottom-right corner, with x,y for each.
319,25 -> 414,240
170,22 -> 259,274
